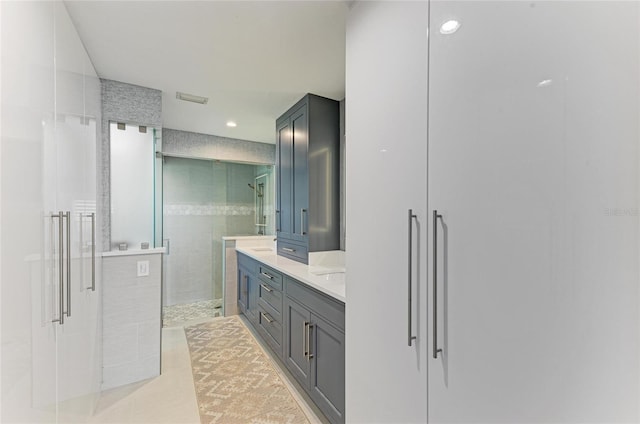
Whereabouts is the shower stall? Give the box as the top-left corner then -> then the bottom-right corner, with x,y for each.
161,156 -> 274,325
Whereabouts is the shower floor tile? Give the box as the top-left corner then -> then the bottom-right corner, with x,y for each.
163,299 -> 223,327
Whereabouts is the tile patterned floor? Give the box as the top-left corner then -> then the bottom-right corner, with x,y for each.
163,299 -> 223,327
88,327 -> 201,423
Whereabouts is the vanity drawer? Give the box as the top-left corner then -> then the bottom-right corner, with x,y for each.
258,264 -> 283,290
259,281 -> 283,317
258,303 -> 283,355
277,240 -> 309,264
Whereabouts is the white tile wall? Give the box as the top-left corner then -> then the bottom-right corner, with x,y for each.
162,157 -> 258,306
102,253 -> 162,390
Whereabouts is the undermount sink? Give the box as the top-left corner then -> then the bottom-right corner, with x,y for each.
314,272 -> 346,283
251,247 -> 273,252
310,267 -> 346,283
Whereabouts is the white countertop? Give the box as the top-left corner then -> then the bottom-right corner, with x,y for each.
222,235 -> 276,241
235,246 -> 346,303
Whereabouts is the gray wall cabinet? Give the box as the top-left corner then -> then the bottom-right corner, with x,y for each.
237,252 -> 345,424
276,94 -> 341,264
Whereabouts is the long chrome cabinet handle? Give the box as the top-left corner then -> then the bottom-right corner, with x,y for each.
275,210 -> 280,232
260,283 -> 273,293
300,209 -> 307,236
303,321 -> 309,358
52,212 -> 64,325
261,311 -> 274,323
307,323 -> 314,360
408,209 -> 417,346
282,247 -> 296,253
65,211 -> 71,317
433,210 -> 443,359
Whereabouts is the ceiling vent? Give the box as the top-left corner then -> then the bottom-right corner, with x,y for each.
176,91 -> 208,105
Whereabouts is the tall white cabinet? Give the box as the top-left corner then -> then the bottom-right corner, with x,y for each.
345,2 -> 429,422
346,1 -> 639,422
1,1 -> 103,422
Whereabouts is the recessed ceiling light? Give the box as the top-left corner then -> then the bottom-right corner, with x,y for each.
176,91 -> 208,104
440,20 -> 460,35
537,79 -> 553,88
226,121 -> 237,128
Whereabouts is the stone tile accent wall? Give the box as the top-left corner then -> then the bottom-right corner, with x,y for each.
162,128 -> 275,164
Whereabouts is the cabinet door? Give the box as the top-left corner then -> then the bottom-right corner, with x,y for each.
345,2 -> 429,422
284,297 -> 311,386
290,105 -> 309,243
81,48 -> 103,410
53,2 -> 100,419
1,1 -> 58,422
310,314 -> 345,424
237,267 -> 248,314
428,2 -> 639,422
276,119 -> 293,240
247,272 -> 259,324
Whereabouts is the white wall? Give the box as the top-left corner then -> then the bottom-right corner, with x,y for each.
102,253 -> 162,390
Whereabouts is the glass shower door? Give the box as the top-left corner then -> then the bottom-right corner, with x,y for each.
162,158 -> 262,326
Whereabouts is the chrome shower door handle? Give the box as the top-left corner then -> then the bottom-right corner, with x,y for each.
90,212 -> 95,291
433,210 -> 443,359
52,212 -> 64,325
408,209 -> 417,347
83,213 -> 96,291
65,211 -> 71,317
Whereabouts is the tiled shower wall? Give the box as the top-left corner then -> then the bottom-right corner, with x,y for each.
163,157 -> 261,306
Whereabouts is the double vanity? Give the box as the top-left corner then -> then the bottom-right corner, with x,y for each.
233,92 -> 345,423
235,245 -> 345,424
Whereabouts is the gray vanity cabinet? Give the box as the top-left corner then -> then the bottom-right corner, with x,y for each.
284,297 -> 312,384
309,313 -> 345,424
256,263 -> 284,357
284,277 -> 345,424
237,253 -> 260,324
276,94 -> 340,264
237,253 -> 345,424
238,266 -> 259,324
237,266 -> 249,315
247,273 -> 259,324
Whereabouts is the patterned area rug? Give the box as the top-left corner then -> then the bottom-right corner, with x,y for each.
184,316 -> 310,424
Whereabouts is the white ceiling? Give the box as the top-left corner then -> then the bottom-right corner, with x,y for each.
64,1 -> 347,144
